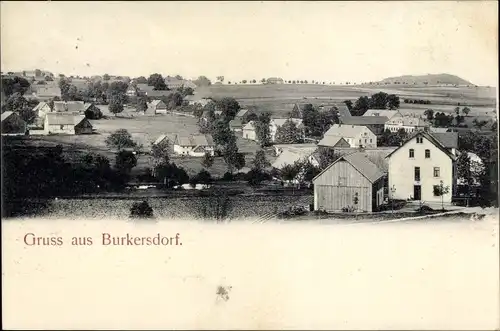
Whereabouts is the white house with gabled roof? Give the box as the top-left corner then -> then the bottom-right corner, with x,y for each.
385,131 -> 458,204
319,124 -> 377,148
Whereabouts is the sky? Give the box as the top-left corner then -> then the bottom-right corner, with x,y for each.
1,1 -> 498,86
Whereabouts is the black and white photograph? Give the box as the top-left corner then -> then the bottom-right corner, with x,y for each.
1,1 -> 498,329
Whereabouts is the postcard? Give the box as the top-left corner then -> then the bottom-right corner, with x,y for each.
1,1 -> 499,329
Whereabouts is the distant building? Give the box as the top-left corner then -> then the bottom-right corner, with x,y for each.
229,119 -> 243,132
184,95 -> 211,107
35,86 -> 61,99
147,100 -> 167,114
242,121 -> 257,141
44,113 -> 93,135
33,102 -> 52,118
319,124 -> 377,148
316,136 -> 351,149
385,115 -> 430,133
313,152 -> 385,212
1,111 -> 27,135
173,134 -> 215,157
363,109 -> 401,120
66,101 -> 86,113
265,77 -> 284,84
165,77 -> 197,90
234,108 -> 254,121
272,147 -> 319,170
339,116 -> 389,135
273,143 -> 318,156
385,131 -> 458,203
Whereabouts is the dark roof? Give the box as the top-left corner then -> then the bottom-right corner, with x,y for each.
431,132 -> 458,149
313,151 -> 384,183
385,131 -> 457,160
340,116 -> 389,126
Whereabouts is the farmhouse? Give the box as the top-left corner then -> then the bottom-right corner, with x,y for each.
274,143 -> 318,156
316,136 -> 351,149
234,108 -> 254,121
266,77 -> 284,84
363,109 -> 401,119
165,78 -> 197,90
339,116 -> 389,135
1,111 -> 27,135
147,100 -> 167,114
44,113 -> 93,135
184,95 -> 211,107
272,146 -> 319,170
229,119 -> 243,132
136,84 -> 171,98
242,121 -> 257,141
385,114 -> 429,133
269,118 -> 304,142
33,102 -> 52,118
333,103 -> 352,118
313,152 -> 385,213
173,134 -> 215,157
385,131 -> 458,204
66,101 -> 86,113
319,124 -> 377,148
35,86 -> 61,99
126,84 -> 138,97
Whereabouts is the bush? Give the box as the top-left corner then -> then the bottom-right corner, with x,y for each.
130,200 -> 154,218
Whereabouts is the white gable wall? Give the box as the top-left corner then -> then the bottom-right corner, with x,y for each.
388,136 -> 453,203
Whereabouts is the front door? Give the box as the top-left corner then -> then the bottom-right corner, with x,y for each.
413,185 -> 421,200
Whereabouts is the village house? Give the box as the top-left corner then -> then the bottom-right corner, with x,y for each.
265,77 -> 284,84
44,113 -> 93,135
316,136 -> 351,149
385,114 -> 430,133
332,103 -> 352,118
234,108 -> 254,121
66,101 -> 86,113
363,109 -> 402,119
173,134 -> 215,157
385,131 -> 458,204
242,121 -> 257,141
147,100 -> 168,114
313,152 -> 385,212
272,146 -> 319,170
319,124 -> 377,148
339,116 -> 389,135
1,111 -> 27,135
35,86 -> 61,100
165,78 -> 197,90
184,95 -> 211,107
273,143 -> 318,156
270,118 -> 304,142
126,84 -> 138,97
229,119 -> 243,132
33,102 -> 52,118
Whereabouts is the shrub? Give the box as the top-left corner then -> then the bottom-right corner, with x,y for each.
130,200 -> 154,218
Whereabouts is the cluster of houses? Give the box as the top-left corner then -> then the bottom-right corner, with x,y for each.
260,103 -> 475,212
1,100 -> 95,136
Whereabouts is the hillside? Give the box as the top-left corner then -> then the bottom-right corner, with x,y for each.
379,74 -> 473,86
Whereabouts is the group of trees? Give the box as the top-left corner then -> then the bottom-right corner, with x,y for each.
293,104 -> 341,137
457,130 -> 498,206
350,92 -> 400,116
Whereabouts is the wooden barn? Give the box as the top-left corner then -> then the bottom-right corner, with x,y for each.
313,152 -> 385,212
1,111 -> 27,135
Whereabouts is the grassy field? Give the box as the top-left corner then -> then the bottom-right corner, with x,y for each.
196,84 -> 497,118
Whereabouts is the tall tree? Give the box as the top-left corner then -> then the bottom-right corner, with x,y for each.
252,149 -> 270,172
254,112 -> 271,147
193,76 -> 212,87
115,150 -> 137,174
147,73 -> 168,90
274,119 -> 303,144
105,129 -> 137,151
108,95 -> 124,116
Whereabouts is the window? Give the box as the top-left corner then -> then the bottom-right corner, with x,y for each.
416,137 -> 423,143
425,149 -> 431,158
60,125 -> 64,130
414,167 -> 420,181
370,139 -> 372,143
409,149 -> 415,158
434,167 -> 440,177
364,139 -> 367,143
